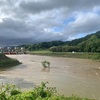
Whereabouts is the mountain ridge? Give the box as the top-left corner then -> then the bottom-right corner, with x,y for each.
24,31 -> 100,52
65,31 -> 100,46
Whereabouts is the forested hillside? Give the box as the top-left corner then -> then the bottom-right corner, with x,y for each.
24,31 -> 100,52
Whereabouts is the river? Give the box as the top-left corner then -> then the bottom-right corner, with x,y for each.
0,54 -> 100,99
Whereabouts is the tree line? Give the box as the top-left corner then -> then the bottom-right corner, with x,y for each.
23,31 -> 100,53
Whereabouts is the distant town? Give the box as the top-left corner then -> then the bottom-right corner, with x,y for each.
0,46 -> 26,54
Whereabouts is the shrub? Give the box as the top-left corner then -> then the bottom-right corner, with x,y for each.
0,82 -> 94,100
41,60 -> 50,68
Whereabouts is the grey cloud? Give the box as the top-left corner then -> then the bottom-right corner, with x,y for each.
0,0 -> 100,46
63,12 -> 100,39
0,18 -> 29,38
19,0 -> 100,14
19,0 -> 81,15
0,17 -> 64,46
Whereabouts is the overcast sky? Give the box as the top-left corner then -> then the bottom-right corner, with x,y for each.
0,0 -> 100,46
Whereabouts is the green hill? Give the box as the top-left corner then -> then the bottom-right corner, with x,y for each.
24,31 -> 100,53
65,31 -> 100,46
77,32 -> 100,52
49,31 -> 100,52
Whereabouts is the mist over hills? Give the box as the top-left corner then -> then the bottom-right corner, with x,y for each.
0,38 -> 36,47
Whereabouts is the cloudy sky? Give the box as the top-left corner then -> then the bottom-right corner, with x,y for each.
0,0 -> 100,46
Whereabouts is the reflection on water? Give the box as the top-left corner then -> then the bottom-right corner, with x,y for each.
0,54 -> 100,99
42,67 -> 50,72
0,76 -> 34,89
11,78 -> 34,89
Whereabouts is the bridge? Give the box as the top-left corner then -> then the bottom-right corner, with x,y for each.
0,47 -> 26,55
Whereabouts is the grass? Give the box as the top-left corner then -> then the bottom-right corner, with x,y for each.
0,53 -> 21,70
28,50 -> 100,61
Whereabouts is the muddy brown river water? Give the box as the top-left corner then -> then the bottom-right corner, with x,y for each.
1,55 -> 100,99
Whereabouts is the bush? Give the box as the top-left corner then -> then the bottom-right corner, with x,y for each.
0,82 -> 94,100
41,60 -> 50,68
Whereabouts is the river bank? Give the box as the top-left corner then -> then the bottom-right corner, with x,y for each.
28,50 -> 100,61
0,54 -> 21,70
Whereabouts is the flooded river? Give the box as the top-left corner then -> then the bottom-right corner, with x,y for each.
0,54 -> 100,99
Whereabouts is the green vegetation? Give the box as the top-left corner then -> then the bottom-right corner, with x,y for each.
29,51 -> 100,61
0,53 -> 21,69
49,32 -> 100,52
23,31 -> 100,61
23,41 -> 64,51
23,31 -> 100,53
41,60 -> 50,68
0,82 -> 94,100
